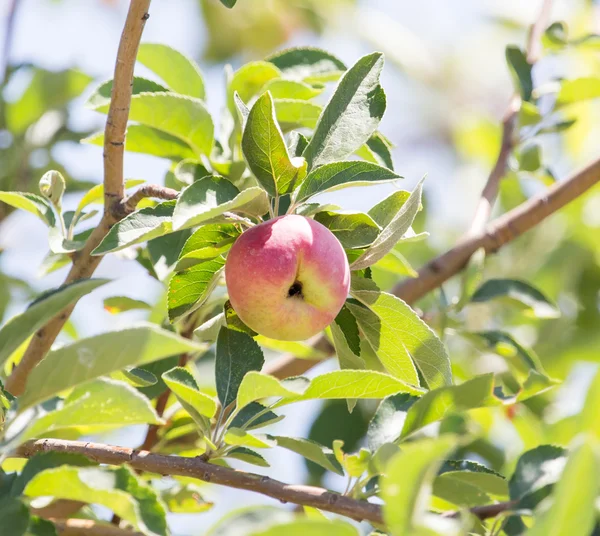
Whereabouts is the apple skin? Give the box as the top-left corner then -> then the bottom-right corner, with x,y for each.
225,214 -> 350,341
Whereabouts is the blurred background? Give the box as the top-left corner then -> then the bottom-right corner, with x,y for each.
1,0 -> 600,534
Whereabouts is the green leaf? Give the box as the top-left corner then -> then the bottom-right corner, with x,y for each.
266,47 -> 347,83
0,279 -> 108,368
173,159 -> 212,185
382,436 -> 458,536
314,211 -> 380,249
162,483 -> 213,513
303,52 -> 386,170
85,76 -> 168,109
296,161 -> 400,202
27,517 -> 58,536
0,498 -> 29,536
115,367 -> 157,387
526,440 -> 599,536
261,79 -> 324,100
350,178 -> 423,270
288,131 -> 309,157
173,176 -> 265,230
137,43 -> 205,99
219,0 -> 237,7
167,256 -> 226,322
471,278 -> 559,318
146,228 -> 192,281
230,402 -> 283,431
580,369 -> 600,438
348,289 -> 451,389
18,324 -> 204,409
401,374 -> 496,439
216,327 -> 265,409
162,367 -> 217,421
506,46 -> 532,101
509,445 -> 567,501
274,99 -> 322,131
0,192 -> 55,227
92,201 -> 175,255
176,224 -> 240,270
236,370 -> 424,410
517,142 -> 542,172
439,460 -> 508,498
24,465 -> 168,536
556,77 -> 600,106
373,250 -> 418,277
330,305 -> 364,370
95,93 -> 214,157
227,61 -> 281,115
242,91 -> 305,196
227,447 -> 270,467
75,179 -> 145,215
103,296 -> 151,314
7,68 -> 92,134
83,125 -> 196,161
367,190 -> 410,228
253,520 -> 359,536
270,436 -> 344,475
224,428 -> 275,449
367,393 -> 419,450
20,378 -> 163,442
366,132 -> 394,170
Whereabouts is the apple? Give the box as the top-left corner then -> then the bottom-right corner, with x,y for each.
225,214 -> 350,341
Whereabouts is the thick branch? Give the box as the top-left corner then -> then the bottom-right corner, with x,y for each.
54,519 -> 142,536
18,439 -> 384,525
4,0 -> 151,396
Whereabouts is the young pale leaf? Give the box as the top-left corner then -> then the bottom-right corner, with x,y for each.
367,393 -> 419,451
176,224 -> 240,271
173,176 -> 264,230
400,374 -> 496,439
253,520 -> 359,536
18,324 -> 204,409
506,46 -> 533,101
274,99 -> 322,131
470,278 -> 559,318
103,296 -> 151,314
0,279 -> 108,368
83,125 -> 196,161
85,76 -> 169,109
242,91 -> 305,196
296,161 -> 400,202
266,47 -> 347,83
224,428 -> 275,449
168,256 -> 226,322
162,483 -> 213,513
382,437 -> 457,536
556,76 -> 600,107
261,79 -> 324,100
227,447 -> 270,467
351,178 -> 423,270
173,159 -> 212,185
271,436 -> 344,475
236,372 -> 309,409
95,93 -> 214,158
526,441 -> 599,536
24,465 -> 168,536
348,289 -> 451,389
92,201 -> 175,255
116,367 -> 157,387
137,43 -> 206,99
162,367 -> 217,422
303,52 -> 386,170
517,142 -> 542,172
0,192 -> 55,227
20,378 -> 163,443
255,336 -> 328,360
367,190 -> 410,228
216,327 -> 265,408
580,369 -> 600,438
373,250 -> 418,277
227,61 -> 281,115
314,211 -> 381,249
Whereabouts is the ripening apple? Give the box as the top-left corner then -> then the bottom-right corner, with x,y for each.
225,214 -> 350,341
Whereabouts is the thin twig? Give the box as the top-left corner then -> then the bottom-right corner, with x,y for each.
4,0 -> 151,396
53,518 -> 142,536
119,184 -> 179,216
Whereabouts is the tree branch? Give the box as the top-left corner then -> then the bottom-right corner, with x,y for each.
54,519 -> 142,536
17,439 -> 384,525
4,0 -> 151,396
119,184 -> 179,216
1,0 -> 20,84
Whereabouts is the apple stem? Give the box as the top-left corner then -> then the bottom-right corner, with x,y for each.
274,194 -> 280,217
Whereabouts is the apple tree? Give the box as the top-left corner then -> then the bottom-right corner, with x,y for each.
1,0 -> 600,535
